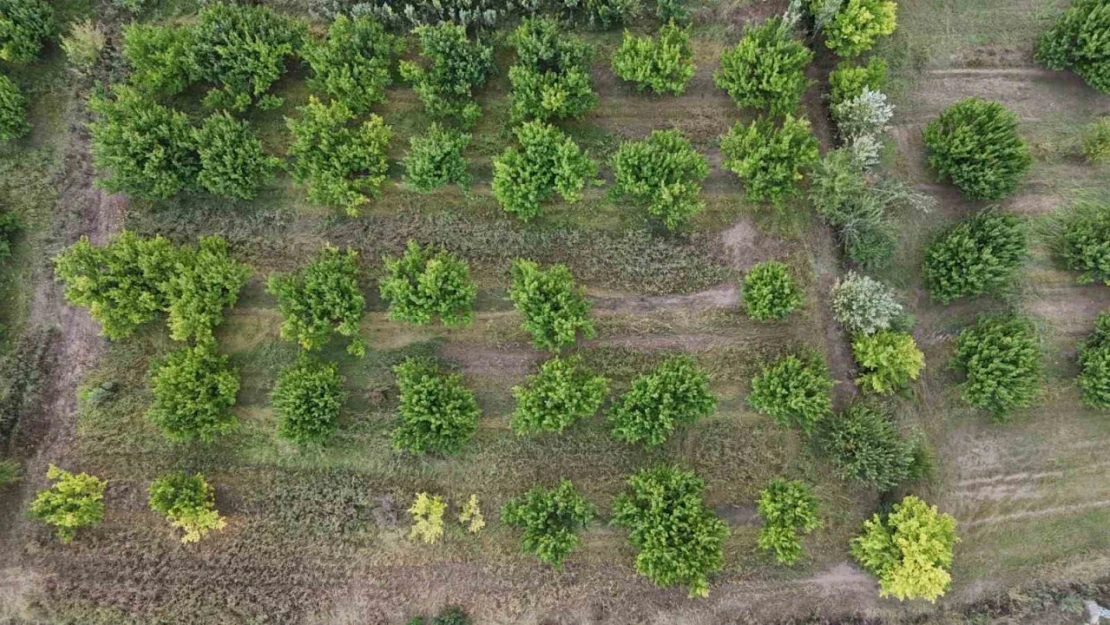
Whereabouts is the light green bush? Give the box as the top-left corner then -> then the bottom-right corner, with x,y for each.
392,357 -> 481,455
952,314 -> 1041,419
148,472 -> 226,543
502,480 -> 595,567
509,17 -> 596,122
379,240 -> 476,328
29,465 -> 106,543
304,15 -> 397,114
741,260 -> 803,321
147,340 -> 240,442
611,21 -> 695,95
512,355 -> 608,435
609,355 -> 716,447
923,98 -> 1031,201
493,121 -> 597,221
403,123 -> 471,193
721,115 -> 820,207
714,17 -> 813,115
756,479 -> 820,564
194,112 -> 281,201
609,129 -> 707,230
852,330 -> 924,394
400,22 -> 495,128
272,354 -> 346,446
267,245 -> 366,356
851,495 -> 957,602
509,260 -> 595,351
748,352 -> 834,432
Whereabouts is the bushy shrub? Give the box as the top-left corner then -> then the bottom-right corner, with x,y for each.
952,314 -> 1041,419
509,17 -> 597,122
829,57 -> 887,106
400,22 -> 495,128
88,85 -> 199,200
379,240 -> 476,328
609,355 -> 716,447
923,98 -> 1031,200
1034,0 -> 1110,93
189,2 -> 303,110
831,272 -> 903,336
458,494 -> 484,533
272,354 -> 346,446
286,97 -> 391,216
502,479 -> 595,567
821,0 -> 897,58
61,19 -> 105,71
1078,312 -> 1110,409
818,402 -> 914,490
756,479 -> 820,564
392,357 -> 481,455
29,465 -> 106,543
749,352 -> 834,432
509,260 -> 595,351
721,115 -> 820,207
610,129 -> 708,230
408,492 -> 446,544
851,495 -> 957,602
831,88 -> 893,143
304,15 -> 396,114
121,23 -> 194,97
656,0 -> 690,22
0,0 -> 54,63
1061,200 -> 1110,285
0,74 -> 28,142
1082,117 -> 1110,163
741,260 -> 803,321
612,21 -> 695,95
403,123 -> 471,192
714,17 -> 813,116
163,235 -> 250,342
512,355 -> 608,435
852,331 -> 923,394
569,0 -> 643,28
493,121 -> 597,221
148,340 -> 240,442
194,112 -> 281,201
148,472 -> 226,543
923,210 -> 1026,304
611,465 -> 728,598
267,245 -> 366,356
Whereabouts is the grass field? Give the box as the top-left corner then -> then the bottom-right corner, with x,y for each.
0,0 -> 1108,624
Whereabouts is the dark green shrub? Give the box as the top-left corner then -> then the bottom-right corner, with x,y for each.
569,0 -> 643,28
148,340 -> 240,442
820,0 -> 897,58
304,15 -> 396,114
851,495 -> 957,601
512,355 -> 608,435
0,209 -> 17,261
611,21 -> 695,95
756,479 -> 820,564
741,260 -> 803,321
610,129 -> 708,230
286,97 -> 392,216
1035,0 -> 1110,93
164,235 -> 250,342
721,115 -> 820,207
501,479 -> 595,567
1061,200 -> 1110,285
509,260 -> 595,351
379,240 -> 476,328
400,22 -> 495,128
611,465 -> 728,598
194,112 -> 281,201
402,123 -> 471,193
509,17 -> 597,122
1078,312 -> 1110,409
0,0 -> 55,63
609,355 -> 716,447
0,74 -> 28,142
493,121 -> 597,221
391,356 -> 481,455
818,402 -> 914,490
922,210 -> 1026,304
749,352 -> 834,431
272,354 -> 346,446
656,0 -> 690,22
952,314 -> 1041,419
923,98 -> 1031,200
267,245 -> 366,356
829,57 -> 887,106
852,331 -> 924,394
29,465 -> 105,543
148,472 -> 226,543
714,17 -> 813,116
121,22 -> 194,97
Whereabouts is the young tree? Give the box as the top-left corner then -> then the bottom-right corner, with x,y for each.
1061,200 -> 1110,285
922,210 -> 1026,304
1078,312 -> 1110,409
923,98 -> 1031,200
609,355 -> 716,447
952,314 -> 1041,420
61,19 -> 106,72
0,0 -> 55,63
379,240 -> 476,328
303,15 -> 397,114
501,479 -> 595,567
148,472 -> 227,543
820,0 -> 898,58
164,235 -> 251,342
509,17 -> 597,122
611,21 -> 696,95
831,88 -> 894,143
285,97 -> 392,216
147,340 -> 240,442
741,260 -> 803,321
756,479 -> 820,564
508,260 -> 595,351
121,22 -> 195,97
831,272 -> 904,336
852,331 -> 924,394
851,495 -> 957,602
402,123 -> 471,193
511,355 -> 608,435
714,17 -> 813,115
0,74 -> 29,142
721,115 -> 820,207
609,129 -> 708,230
829,57 -> 887,106
611,465 -> 728,598
29,465 -> 106,543
194,112 -> 281,201
272,354 -> 346,446
267,245 -> 366,356
400,22 -> 496,128
458,494 -> 485,534
493,121 -> 598,221
749,352 -> 834,431
408,492 -> 446,544
817,402 -> 915,491
392,357 -> 481,455
1035,0 -> 1110,93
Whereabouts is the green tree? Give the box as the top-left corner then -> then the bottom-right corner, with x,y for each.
493,121 -> 597,221
1034,0 -> 1110,93
610,129 -> 708,230
852,331 -> 924,394
509,17 -> 597,122
148,472 -> 226,543
0,73 -> 28,142
611,465 -> 728,598
304,15 -> 396,114
501,479 -> 595,567
817,402 -> 915,491
0,0 -> 55,63
722,115 -> 820,207
1061,200 -> 1110,285
923,98 -> 1031,200
952,314 -> 1041,419
121,22 -> 195,97
29,465 -> 106,543
392,357 -> 481,455
831,272 -> 904,336
194,112 -> 281,201
379,240 -> 476,328
611,21 -> 695,95
1078,312 -> 1110,409
511,355 -> 608,435
741,260 -> 803,321
61,19 -> 106,71
164,235 -> 250,342
923,210 -> 1026,304
509,260 -> 595,351
148,340 -> 240,442
609,355 -> 716,447
829,57 -> 887,106
272,354 -> 346,446
399,22 -> 495,128
268,246 -> 366,356
286,97 -> 392,216
714,17 -> 813,115
821,0 -> 898,58
756,479 -> 820,564
749,352 -> 834,431
851,495 -> 957,602
402,123 -> 471,193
